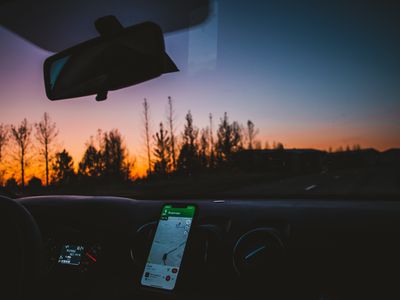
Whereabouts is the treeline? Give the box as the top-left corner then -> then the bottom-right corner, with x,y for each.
0,96 -> 372,193
142,97 -> 271,177
140,98 -> 365,178
0,132 -> 134,191
0,113 -> 135,191
0,97 -> 273,190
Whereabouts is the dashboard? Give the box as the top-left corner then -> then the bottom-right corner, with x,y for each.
18,196 -> 400,300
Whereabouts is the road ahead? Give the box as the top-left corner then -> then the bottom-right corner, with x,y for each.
228,166 -> 400,198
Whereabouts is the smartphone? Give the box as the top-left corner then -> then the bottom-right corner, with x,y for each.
141,204 -> 196,291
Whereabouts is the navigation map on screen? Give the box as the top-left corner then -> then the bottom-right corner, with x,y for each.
141,205 -> 195,290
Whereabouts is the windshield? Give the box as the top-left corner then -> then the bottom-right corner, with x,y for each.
0,1 -> 399,199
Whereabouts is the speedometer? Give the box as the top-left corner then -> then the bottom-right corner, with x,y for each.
233,228 -> 285,278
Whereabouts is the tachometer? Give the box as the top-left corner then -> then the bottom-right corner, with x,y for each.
79,243 -> 101,272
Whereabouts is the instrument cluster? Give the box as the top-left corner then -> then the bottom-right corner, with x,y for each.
44,237 -> 102,274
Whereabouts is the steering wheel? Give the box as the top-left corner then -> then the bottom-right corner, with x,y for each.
0,196 -> 43,300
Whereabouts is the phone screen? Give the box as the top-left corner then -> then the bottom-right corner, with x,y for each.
141,204 -> 196,290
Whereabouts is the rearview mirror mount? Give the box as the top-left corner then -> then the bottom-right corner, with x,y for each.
43,16 -> 178,101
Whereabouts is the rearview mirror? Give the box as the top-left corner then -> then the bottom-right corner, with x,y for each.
43,16 -> 178,101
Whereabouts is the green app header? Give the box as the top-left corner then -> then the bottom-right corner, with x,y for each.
161,205 -> 195,218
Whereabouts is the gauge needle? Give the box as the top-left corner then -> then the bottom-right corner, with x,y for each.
86,253 -> 97,262
244,245 -> 266,261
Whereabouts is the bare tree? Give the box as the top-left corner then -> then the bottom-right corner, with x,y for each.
245,120 -> 259,150
143,98 -> 152,175
209,113 -> 214,150
0,124 -> 9,186
199,127 -> 210,168
0,123 -> 9,163
166,96 -> 177,170
11,119 -> 32,188
35,112 -> 58,186
208,113 -> 215,167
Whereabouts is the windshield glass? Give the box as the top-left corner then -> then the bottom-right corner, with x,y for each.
0,1 -> 399,199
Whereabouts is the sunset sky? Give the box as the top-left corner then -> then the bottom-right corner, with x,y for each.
1,1 -> 399,180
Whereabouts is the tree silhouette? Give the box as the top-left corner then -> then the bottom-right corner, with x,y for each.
208,113 -> 216,168
142,98 -> 152,175
153,122 -> 170,176
122,155 -> 136,181
177,111 -> 200,174
216,112 -> 232,163
52,149 -> 75,185
245,120 -> 259,150
254,140 -> 262,149
231,121 -> 243,152
11,119 -> 32,188
101,129 -> 127,181
216,113 -> 244,166
78,141 -> 102,178
274,142 -> 284,150
27,176 -> 43,192
35,112 -> 58,187
272,141 -> 285,150
166,96 -> 177,170
0,124 -> 9,186
5,177 -> 19,193
0,123 -> 9,163
199,127 -> 210,168
78,130 -> 130,182
336,146 -> 344,153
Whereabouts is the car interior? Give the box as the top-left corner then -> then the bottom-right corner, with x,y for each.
0,1 -> 400,300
